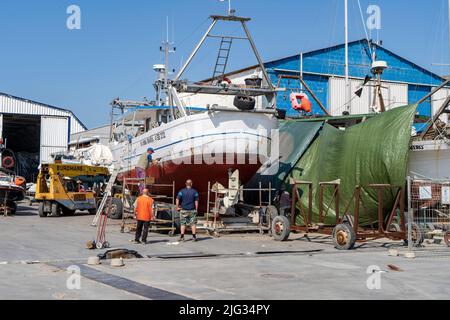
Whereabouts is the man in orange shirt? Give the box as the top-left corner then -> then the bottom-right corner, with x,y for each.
134,189 -> 154,244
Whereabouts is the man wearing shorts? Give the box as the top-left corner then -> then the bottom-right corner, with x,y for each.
176,179 -> 199,242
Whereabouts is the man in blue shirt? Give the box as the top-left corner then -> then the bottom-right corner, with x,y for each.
176,179 -> 199,242
136,147 -> 155,194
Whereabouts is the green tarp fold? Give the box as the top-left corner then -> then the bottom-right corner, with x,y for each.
290,105 -> 417,226
246,121 -> 323,191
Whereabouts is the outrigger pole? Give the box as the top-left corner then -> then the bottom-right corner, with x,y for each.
173,15 -> 273,91
171,14 -> 278,113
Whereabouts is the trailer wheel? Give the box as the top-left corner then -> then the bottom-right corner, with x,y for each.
108,198 -> 123,220
272,215 -> 290,241
51,202 -> 62,217
388,223 -> 401,232
444,232 -> 450,247
405,222 -> 424,247
333,224 -> 356,250
88,209 -> 97,215
38,203 -> 48,218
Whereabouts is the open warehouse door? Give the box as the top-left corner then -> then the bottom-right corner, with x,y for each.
2,114 -> 41,182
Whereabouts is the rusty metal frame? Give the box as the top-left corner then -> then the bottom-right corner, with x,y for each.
289,181 -> 406,241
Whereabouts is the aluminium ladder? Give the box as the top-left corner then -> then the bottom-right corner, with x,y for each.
91,165 -> 120,227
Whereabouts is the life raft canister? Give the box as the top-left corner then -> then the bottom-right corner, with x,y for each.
290,92 -> 312,113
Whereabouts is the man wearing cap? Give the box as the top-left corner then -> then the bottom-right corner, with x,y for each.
176,180 -> 199,242
136,147 -> 156,193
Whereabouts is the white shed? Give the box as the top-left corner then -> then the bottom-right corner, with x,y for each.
0,92 -> 86,180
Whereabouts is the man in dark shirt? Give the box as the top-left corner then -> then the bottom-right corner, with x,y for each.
176,179 -> 199,242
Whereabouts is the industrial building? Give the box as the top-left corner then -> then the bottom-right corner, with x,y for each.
0,92 -> 86,181
182,39 -> 448,122
69,124 -> 111,151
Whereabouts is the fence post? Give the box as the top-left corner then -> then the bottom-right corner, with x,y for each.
407,176 -> 414,256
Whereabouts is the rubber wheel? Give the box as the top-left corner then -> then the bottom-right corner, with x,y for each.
333,223 -> 356,250
405,222 -> 424,247
88,209 -> 97,215
388,223 -> 401,232
233,95 -> 256,111
96,242 -> 104,250
51,202 -> 62,217
108,198 -> 123,220
38,203 -> 48,218
272,215 -> 291,241
170,210 -> 181,233
444,232 -> 450,247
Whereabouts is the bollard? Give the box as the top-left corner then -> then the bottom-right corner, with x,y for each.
111,258 -> 125,267
388,249 -> 399,257
87,256 -> 101,265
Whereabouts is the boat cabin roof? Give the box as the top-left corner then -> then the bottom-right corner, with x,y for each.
119,105 -> 207,122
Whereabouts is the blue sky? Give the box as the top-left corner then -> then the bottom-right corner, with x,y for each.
0,0 -> 449,128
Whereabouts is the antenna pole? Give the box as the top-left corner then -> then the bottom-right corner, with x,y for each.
344,0 -> 351,113
300,52 -> 303,91
448,0 -> 450,74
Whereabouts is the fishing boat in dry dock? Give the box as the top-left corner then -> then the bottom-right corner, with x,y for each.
106,14 -> 282,204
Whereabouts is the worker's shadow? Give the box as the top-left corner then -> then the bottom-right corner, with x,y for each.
146,239 -> 171,244
181,237 -> 214,242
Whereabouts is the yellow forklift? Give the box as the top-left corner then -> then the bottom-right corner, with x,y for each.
35,163 -> 110,218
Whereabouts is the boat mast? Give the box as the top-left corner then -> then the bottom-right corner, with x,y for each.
161,17 -> 176,118
344,0 -> 351,113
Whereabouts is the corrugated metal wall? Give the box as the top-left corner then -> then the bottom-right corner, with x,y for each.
432,87 -> 450,122
0,93 -> 85,135
329,77 -> 408,116
40,116 -> 69,163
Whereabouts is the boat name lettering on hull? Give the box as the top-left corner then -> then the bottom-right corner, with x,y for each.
140,131 -> 166,147
410,145 -> 424,151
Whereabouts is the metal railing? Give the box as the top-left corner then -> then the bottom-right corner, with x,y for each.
407,176 -> 450,257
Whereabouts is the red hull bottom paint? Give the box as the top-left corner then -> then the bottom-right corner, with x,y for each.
118,154 -> 263,213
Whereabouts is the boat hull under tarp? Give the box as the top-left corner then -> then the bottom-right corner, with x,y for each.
290,105 -> 417,227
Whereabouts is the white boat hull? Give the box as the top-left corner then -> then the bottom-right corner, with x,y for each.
409,140 -> 450,180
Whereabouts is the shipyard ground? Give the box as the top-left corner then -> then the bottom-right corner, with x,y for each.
1,203 -> 449,300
